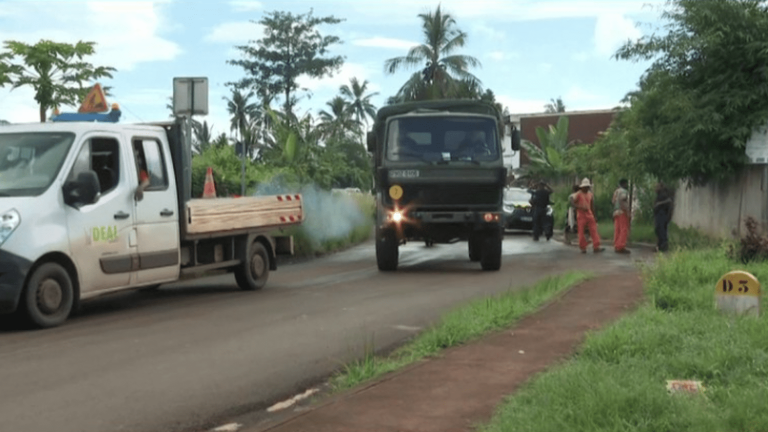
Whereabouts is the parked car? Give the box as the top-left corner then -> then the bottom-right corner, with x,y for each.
502,187 -> 554,237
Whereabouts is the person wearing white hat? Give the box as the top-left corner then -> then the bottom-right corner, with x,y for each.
573,177 -> 604,254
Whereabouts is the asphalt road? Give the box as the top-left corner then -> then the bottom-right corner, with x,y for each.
0,233 -> 646,432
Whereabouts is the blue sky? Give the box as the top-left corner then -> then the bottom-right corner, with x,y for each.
0,0 -> 666,135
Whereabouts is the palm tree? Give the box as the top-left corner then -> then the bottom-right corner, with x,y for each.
339,77 -> 379,130
224,89 -> 257,142
318,96 -> 360,141
192,121 -> 214,154
384,4 -> 481,101
544,97 -> 566,113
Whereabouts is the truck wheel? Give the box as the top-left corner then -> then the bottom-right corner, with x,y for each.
235,241 -> 270,291
22,262 -> 75,328
376,229 -> 399,271
468,235 -> 482,262
480,229 -> 503,271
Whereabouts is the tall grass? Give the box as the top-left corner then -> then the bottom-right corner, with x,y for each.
332,272 -> 592,391
480,248 -> 768,432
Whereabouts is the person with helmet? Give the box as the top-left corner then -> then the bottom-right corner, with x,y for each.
573,178 -> 604,254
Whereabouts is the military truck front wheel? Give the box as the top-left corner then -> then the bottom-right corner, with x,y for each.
480,229 -> 503,271
376,228 -> 399,271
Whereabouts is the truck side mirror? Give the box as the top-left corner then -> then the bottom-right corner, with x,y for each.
63,170 -> 101,207
511,128 -> 521,152
367,131 -> 376,153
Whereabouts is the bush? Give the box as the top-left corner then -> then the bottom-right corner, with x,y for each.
727,217 -> 768,264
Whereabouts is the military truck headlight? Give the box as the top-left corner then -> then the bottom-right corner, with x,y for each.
0,209 -> 21,247
547,206 -> 553,216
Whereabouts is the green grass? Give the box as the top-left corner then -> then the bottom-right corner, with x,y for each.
331,272 -> 593,391
479,248 -> 768,432
593,220 -> 720,248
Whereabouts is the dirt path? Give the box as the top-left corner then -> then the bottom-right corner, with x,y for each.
248,272 -> 645,432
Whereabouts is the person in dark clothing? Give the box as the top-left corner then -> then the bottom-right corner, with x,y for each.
653,182 -> 673,252
530,181 -> 553,241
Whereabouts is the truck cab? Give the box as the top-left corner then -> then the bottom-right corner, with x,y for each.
367,100 -> 521,271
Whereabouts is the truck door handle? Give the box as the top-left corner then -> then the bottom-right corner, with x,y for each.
160,209 -> 174,217
114,211 -> 130,220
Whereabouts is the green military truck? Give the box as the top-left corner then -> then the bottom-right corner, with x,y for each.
366,99 -> 521,272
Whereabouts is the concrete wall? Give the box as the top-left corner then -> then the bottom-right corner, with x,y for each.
673,165 -> 768,238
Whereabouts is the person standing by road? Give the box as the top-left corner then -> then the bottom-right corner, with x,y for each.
564,184 -> 580,245
653,182 -> 673,252
529,181 -> 553,241
612,179 -> 631,254
573,178 -> 604,254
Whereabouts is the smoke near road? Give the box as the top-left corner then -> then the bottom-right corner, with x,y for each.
254,181 -> 371,244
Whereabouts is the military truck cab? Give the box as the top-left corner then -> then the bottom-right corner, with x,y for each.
367,100 -> 521,272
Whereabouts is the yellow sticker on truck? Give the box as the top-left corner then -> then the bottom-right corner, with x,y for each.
92,225 -> 119,243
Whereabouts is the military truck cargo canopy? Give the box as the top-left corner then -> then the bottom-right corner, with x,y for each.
372,100 -> 501,134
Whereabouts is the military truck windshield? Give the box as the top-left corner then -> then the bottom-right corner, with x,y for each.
0,132 -> 76,197
386,116 -> 499,163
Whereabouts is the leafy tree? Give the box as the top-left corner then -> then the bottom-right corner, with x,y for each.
544,97 -> 566,113
384,4 -> 481,102
318,96 -> 360,140
2,40 -> 116,122
0,119 -> 10,125
227,9 -> 345,117
0,51 -> 16,88
191,144 -> 279,197
615,0 -> 768,186
339,77 -> 378,130
520,116 -> 574,182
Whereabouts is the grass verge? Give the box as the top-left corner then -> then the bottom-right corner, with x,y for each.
479,247 -> 768,432
594,221 -> 721,249
331,272 -> 593,392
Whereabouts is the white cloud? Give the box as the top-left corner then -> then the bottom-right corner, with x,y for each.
486,51 -> 520,61
0,87 -> 45,124
593,13 -> 643,57
538,63 -> 553,73
297,62 -> 382,94
229,0 -> 263,12
205,21 -> 264,44
352,37 -> 419,50
571,51 -> 591,62
342,0 -> 662,25
0,1 -> 181,72
473,23 -> 505,41
496,95 -> 549,114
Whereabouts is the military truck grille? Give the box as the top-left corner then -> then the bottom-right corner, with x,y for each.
394,184 -> 500,206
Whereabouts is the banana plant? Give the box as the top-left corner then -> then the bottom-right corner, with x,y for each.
520,115 -> 574,182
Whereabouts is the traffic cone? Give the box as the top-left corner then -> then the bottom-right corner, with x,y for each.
202,167 -> 217,198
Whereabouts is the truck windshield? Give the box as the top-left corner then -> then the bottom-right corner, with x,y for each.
386,116 -> 499,163
0,132 -> 76,197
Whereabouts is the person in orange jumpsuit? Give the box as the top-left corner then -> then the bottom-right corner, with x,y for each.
573,178 -> 604,254
612,178 -> 631,254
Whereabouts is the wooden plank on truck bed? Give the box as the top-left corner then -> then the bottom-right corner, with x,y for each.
186,194 -> 303,235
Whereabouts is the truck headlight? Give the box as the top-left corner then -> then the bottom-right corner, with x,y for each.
547,206 -> 553,216
0,209 -> 21,247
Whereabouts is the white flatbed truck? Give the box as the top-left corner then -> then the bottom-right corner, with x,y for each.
0,109 -> 302,328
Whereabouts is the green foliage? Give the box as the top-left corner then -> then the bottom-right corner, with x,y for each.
614,0 -> 768,186
520,116 -> 574,181
190,144 -> 281,197
2,39 -> 116,122
227,9 -> 345,116
384,4 -> 482,102
480,248 -> 768,432
544,96 -> 566,113
332,272 -> 592,391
